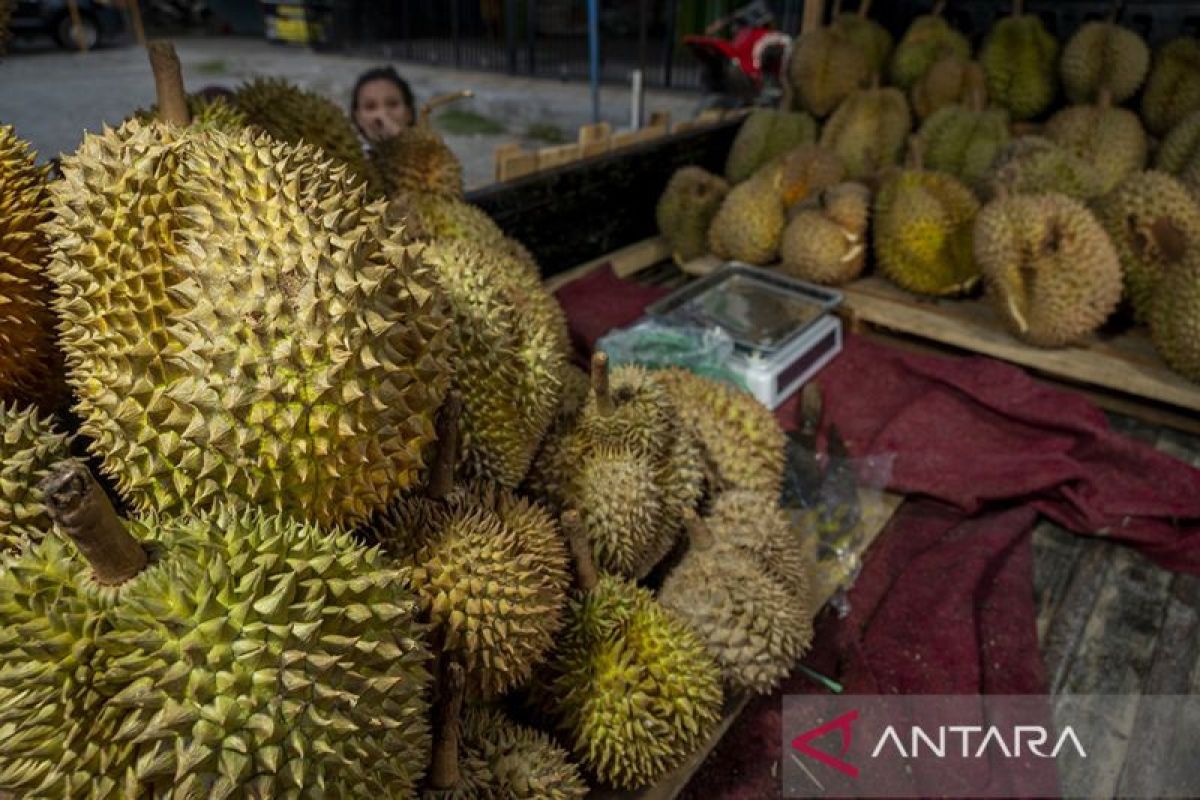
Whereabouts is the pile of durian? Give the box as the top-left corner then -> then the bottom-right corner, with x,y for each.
657,1 -> 1200,383
0,41 -> 817,796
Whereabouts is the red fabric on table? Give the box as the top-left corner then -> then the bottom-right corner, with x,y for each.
553,264 -> 1200,797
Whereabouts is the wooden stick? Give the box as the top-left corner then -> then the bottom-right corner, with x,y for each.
147,41 -> 191,126
65,0 -> 87,51
591,351 -> 613,416
419,90 -> 474,126
429,661 -> 466,790
563,510 -> 599,592
39,461 -> 147,585
127,0 -> 147,48
428,390 -> 463,500
802,0 -> 824,33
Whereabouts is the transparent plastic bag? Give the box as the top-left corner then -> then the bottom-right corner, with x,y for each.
594,319 -> 746,389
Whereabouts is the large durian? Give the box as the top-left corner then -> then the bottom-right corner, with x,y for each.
779,181 -> 871,286
47,65 -> 454,528
916,90 -> 1011,190
0,401 -> 71,552
537,513 -> 723,790
1043,92 -> 1148,194
372,463 -> 571,700
463,706 -> 588,799
707,169 -> 787,264
707,489 -> 814,597
888,3 -> 971,90
1149,252 -> 1200,382
1095,170 -> 1200,321
0,461 -> 433,798
985,135 -> 1105,201
874,152 -> 981,296
828,0 -> 893,75
979,2 -> 1059,121
530,355 -> 703,580
1060,20 -> 1150,105
975,191 -> 1122,346
760,142 -> 846,210
724,109 -> 817,184
233,76 -> 377,192
656,166 -> 730,264
819,83 -> 912,181
422,237 -> 565,486
0,124 -> 62,406
787,26 -> 870,118
911,54 -> 988,120
1140,37 -> 1200,137
1154,109 -> 1200,198
659,511 -> 813,694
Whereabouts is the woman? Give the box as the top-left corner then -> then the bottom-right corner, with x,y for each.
350,66 -> 416,144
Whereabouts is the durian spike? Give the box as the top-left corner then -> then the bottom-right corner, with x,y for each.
418,90 -> 474,126
39,461 -> 147,585
682,509 -> 716,552
563,510 -> 599,592
857,0 -> 873,17
428,390 -> 463,500
429,661 -> 466,790
146,40 -> 191,127
591,351 -> 613,416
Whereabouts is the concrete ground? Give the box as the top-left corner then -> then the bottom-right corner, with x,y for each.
0,36 -> 700,189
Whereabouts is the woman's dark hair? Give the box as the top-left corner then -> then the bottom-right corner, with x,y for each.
351,66 -> 416,120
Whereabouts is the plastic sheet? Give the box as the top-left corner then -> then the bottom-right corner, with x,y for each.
594,319 -> 746,389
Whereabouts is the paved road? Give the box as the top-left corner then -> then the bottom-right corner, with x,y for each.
0,36 -> 700,189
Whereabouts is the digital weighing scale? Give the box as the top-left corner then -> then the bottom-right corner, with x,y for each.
645,263 -> 844,409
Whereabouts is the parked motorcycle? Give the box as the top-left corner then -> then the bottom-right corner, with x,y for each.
683,0 -> 792,113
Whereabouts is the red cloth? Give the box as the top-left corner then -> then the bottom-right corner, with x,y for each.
554,264 -> 1200,797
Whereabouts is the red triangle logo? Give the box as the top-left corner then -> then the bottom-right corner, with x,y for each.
791,709 -> 860,778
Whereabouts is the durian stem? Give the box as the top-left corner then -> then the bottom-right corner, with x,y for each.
419,90 -> 475,126
147,41 -> 191,127
798,382 -> 823,441
1096,87 -> 1113,109
857,0 -> 873,18
968,81 -> 986,113
428,390 -> 463,500
907,135 -> 926,171
591,351 -> 613,416
39,461 -> 147,585
683,510 -> 716,552
932,0 -> 947,17
429,661 -> 466,790
1012,0 -> 1023,16
563,510 -> 599,592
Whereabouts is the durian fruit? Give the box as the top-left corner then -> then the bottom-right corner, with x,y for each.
373,474 -> 571,700
707,169 -> 787,264
0,460 -> 433,798
1154,109 -> 1200,197
911,54 -> 988,120
233,76 -> 377,192
787,26 -> 871,118
530,355 -> 703,580
828,0 -> 893,75
819,83 -> 912,182
985,135 -> 1106,201
1060,20 -> 1150,105
1149,252 -> 1200,381
463,706 -> 588,799
422,237 -> 565,486
1140,37 -> 1200,137
131,93 -> 248,134
370,90 -> 470,199
759,142 -> 847,210
656,166 -> 730,264
659,511 -> 813,694
0,124 -> 61,406
916,90 -> 1011,190
1095,170 -> 1200,321
888,3 -> 971,91
0,401 -> 71,552
724,109 -> 817,184
47,112 -> 454,527
779,181 -> 871,285
975,191 -> 1122,346
874,148 -> 981,296
706,490 -> 813,597
1043,91 -> 1148,194
979,2 -> 1059,121
537,512 -> 723,790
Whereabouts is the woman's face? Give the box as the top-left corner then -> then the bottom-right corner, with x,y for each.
355,79 -> 413,142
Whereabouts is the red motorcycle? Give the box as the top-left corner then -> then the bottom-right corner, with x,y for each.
683,1 -> 792,112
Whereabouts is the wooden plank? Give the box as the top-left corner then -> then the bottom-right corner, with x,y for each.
840,276 -> 1200,415
594,490 -> 905,800
492,142 -> 524,182
497,148 -> 538,182
578,122 -> 613,158
543,236 -> 672,293
1031,521 -> 1088,645
679,254 -> 722,277
611,126 -> 668,150
537,142 -> 582,171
